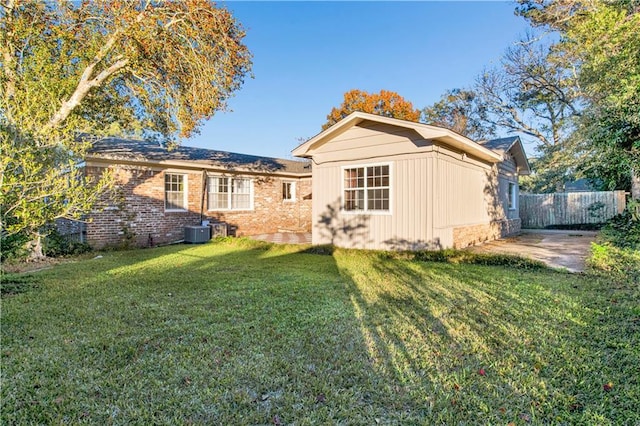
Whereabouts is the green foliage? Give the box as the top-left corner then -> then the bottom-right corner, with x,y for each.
517,0 -> 640,196
420,35 -> 583,192
2,240 -> 638,423
600,201 -> 640,250
42,229 -> 92,258
588,200 -> 640,283
0,1 -> 252,252
0,230 -> 30,262
420,88 -> 493,140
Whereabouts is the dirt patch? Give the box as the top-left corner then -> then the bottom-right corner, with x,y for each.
2,257 -> 73,274
467,230 -> 598,272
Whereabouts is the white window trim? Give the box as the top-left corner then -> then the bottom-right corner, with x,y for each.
341,162 -> 393,215
282,180 -> 296,203
508,182 -> 517,211
164,172 -> 188,212
206,175 -> 254,212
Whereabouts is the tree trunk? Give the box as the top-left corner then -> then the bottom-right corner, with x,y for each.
27,235 -> 45,260
632,167 -> 640,200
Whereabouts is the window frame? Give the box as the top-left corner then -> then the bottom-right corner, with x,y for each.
206,175 -> 254,211
282,180 -> 296,202
508,182 -> 517,211
341,163 -> 392,215
164,173 -> 188,212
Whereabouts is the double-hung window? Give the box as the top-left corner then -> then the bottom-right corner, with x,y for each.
208,176 -> 252,210
343,164 -> 390,212
165,173 -> 187,211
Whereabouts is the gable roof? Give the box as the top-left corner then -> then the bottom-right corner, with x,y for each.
292,111 -> 503,164
86,137 -> 311,176
480,136 -> 531,175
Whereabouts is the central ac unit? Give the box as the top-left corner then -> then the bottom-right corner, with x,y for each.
210,222 -> 228,238
184,225 -> 210,243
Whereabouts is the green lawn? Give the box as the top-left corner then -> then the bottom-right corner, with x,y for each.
2,239 -> 638,424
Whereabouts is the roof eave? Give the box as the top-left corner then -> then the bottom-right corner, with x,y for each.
293,111 -> 502,163
507,137 -> 532,176
85,155 -> 312,178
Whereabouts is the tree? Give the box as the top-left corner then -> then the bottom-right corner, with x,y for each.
322,89 -> 420,130
421,88 -> 493,140
421,36 -> 582,192
518,0 -> 640,198
0,0 -> 252,257
566,3 -> 640,198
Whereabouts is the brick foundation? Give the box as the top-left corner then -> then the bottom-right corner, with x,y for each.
453,218 -> 521,249
85,165 -> 312,249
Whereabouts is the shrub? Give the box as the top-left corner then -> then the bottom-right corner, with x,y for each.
0,230 -> 31,262
600,200 -> 640,250
43,229 -> 92,257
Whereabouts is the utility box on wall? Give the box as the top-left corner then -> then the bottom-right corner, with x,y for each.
184,225 -> 210,243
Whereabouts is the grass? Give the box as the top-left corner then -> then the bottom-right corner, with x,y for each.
2,239 -> 639,424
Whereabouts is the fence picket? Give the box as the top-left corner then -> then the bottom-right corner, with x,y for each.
519,191 -> 626,228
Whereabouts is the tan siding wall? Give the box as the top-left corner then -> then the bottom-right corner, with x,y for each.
311,147 -> 519,250
312,123 -> 433,165
309,126 -> 524,250
434,155 -> 490,227
313,154 -> 440,250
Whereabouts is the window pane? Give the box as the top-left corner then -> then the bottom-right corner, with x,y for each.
232,193 -> 250,209
345,189 -> 364,211
345,168 -> 365,189
208,176 -> 230,210
233,179 -> 250,194
367,187 -> 389,211
165,174 -> 185,210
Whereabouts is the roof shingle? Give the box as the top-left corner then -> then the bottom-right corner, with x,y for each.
87,137 -> 311,175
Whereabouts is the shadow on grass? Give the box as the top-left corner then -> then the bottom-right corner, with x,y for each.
2,240 -> 638,424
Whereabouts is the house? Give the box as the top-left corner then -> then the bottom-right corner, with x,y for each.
83,138 -> 312,248
80,112 -> 529,250
292,112 -> 530,250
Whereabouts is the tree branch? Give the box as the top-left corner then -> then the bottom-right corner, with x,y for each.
45,30 -> 129,131
1,0 -> 17,101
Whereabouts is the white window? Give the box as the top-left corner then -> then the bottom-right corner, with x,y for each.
343,164 -> 390,212
207,176 -> 253,211
508,182 -> 517,210
282,181 -> 296,202
165,173 -> 187,211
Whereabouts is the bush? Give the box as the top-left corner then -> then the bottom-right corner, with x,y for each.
43,229 -> 92,257
600,200 -> 640,250
0,230 -> 31,262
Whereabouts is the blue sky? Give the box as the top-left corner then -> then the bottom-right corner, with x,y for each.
187,1 -> 532,159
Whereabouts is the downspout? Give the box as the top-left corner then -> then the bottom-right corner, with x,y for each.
200,170 -> 207,224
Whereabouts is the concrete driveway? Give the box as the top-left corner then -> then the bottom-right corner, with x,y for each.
467,229 -> 599,272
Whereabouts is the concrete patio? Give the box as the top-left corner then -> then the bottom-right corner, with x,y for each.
467,229 -> 599,272
249,232 -> 312,245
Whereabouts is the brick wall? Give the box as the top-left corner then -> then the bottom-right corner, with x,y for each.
452,218 -> 521,249
85,164 -> 312,249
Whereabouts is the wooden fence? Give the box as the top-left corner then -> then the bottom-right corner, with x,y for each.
519,191 -> 627,228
